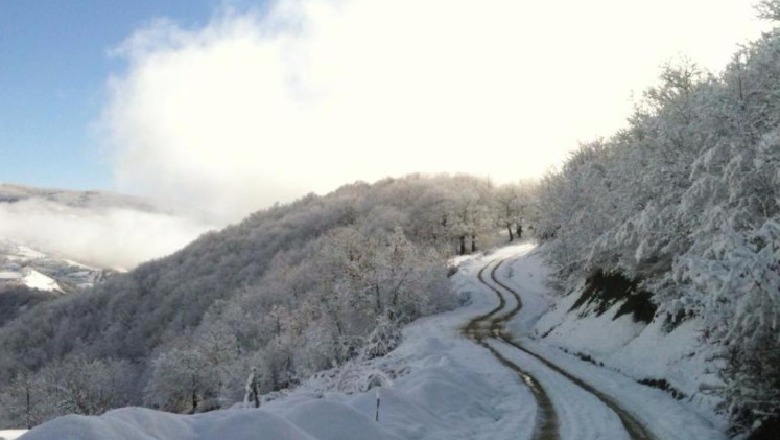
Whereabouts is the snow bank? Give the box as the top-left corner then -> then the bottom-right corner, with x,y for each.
285,400 -> 401,440
532,293 -> 725,422
534,291 -> 645,354
16,406 -> 325,440
0,430 -> 27,440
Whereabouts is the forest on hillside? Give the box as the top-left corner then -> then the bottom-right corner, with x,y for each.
0,174 -> 536,428
535,3 -> 780,433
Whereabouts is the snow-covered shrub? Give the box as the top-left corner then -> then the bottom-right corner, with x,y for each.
362,317 -> 402,360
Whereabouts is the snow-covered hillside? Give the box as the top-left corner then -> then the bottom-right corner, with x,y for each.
0,239 -> 108,293
0,176 -> 510,428
10,247 -> 536,440
13,244 -> 727,440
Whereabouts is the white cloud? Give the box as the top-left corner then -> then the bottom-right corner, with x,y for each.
101,0 -> 769,224
0,200 -> 213,270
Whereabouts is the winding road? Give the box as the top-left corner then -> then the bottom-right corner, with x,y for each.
463,258 -> 654,440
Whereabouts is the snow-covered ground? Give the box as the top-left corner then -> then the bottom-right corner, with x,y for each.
13,243 -> 729,439
521,259 -> 727,428
482,245 -> 726,439
0,239 -> 108,293
19,270 -> 60,292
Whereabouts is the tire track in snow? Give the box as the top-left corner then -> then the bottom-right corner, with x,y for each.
480,258 -> 654,440
463,262 -> 559,440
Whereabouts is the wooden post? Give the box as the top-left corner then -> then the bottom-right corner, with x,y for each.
375,388 -> 381,422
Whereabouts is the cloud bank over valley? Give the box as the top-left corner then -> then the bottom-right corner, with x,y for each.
0,200 -> 214,270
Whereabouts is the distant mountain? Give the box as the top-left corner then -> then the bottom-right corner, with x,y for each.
0,183 -> 158,212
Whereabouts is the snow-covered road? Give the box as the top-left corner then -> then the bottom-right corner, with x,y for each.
468,257 -> 649,439
475,245 -> 726,440
464,262 -> 560,440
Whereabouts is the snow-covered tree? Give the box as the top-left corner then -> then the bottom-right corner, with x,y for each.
495,181 -> 537,241
243,367 -> 261,408
535,14 -> 780,431
144,347 -> 219,413
0,369 -> 47,429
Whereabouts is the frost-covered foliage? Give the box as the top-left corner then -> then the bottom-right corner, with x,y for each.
0,174 -> 532,428
0,354 -> 138,429
0,286 -> 51,328
536,15 -> 780,431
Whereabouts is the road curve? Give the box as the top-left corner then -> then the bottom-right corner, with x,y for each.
463,262 -> 559,440
464,257 -> 655,440
485,264 -> 653,440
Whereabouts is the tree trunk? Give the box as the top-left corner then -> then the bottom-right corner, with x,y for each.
253,382 -> 260,408
334,315 -> 343,336
507,224 -> 514,241
458,235 -> 466,255
375,392 -> 381,422
471,234 -> 477,253
516,224 -> 523,239
25,381 -> 32,430
375,284 -> 382,316
190,375 -> 198,414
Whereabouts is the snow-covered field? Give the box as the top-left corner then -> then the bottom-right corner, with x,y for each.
12,243 -> 729,439
0,239 -> 106,292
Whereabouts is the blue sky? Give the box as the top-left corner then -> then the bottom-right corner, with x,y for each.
0,0 -> 771,217
0,0 -> 218,190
